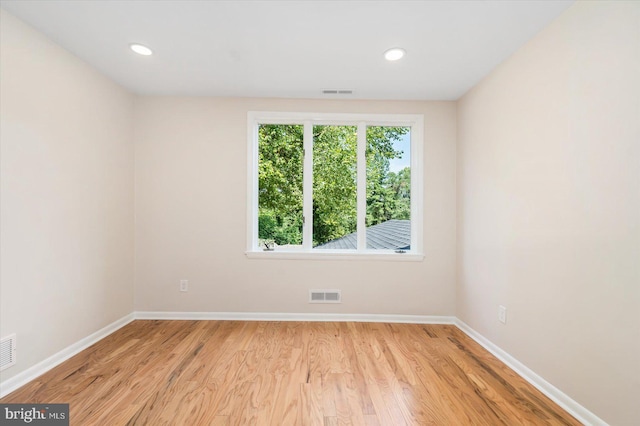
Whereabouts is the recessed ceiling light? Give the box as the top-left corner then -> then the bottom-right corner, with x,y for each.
130,43 -> 153,56
384,47 -> 405,61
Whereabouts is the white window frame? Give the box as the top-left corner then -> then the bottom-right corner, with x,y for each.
246,111 -> 424,261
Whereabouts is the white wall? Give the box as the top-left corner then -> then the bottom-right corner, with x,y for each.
457,1 -> 640,425
0,10 -> 135,381
134,97 -> 457,316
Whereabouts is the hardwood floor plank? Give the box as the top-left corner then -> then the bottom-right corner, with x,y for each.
324,416 -> 339,426
0,320 -> 581,425
299,383 -> 324,426
347,322 -> 408,425
210,415 -> 230,426
337,323 -> 376,416
377,324 -> 457,423
362,414 -> 381,426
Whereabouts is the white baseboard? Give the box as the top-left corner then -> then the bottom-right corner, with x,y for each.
0,313 -> 135,398
135,311 -> 456,324
454,319 -> 607,426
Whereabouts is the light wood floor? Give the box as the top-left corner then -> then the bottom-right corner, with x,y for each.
1,320 -> 580,425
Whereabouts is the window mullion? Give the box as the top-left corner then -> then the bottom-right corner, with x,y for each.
356,122 -> 367,251
303,121 -> 313,250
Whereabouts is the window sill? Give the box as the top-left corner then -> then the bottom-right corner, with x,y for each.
245,250 -> 424,262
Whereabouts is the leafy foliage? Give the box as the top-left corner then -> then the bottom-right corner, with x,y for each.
388,167 -> 411,220
258,124 -> 410,246
312,125 -> 358,245
365,126 -> 407,226
258,125 -> 304,245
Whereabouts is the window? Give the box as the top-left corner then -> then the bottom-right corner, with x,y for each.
247,112 -> 423,260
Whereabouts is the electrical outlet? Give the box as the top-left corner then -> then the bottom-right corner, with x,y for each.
498,305 -> 507,324
180,279 -> 188,292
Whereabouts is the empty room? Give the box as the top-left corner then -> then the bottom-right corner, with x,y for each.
0,0 -> 638,425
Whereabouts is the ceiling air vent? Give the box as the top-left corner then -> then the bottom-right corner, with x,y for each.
309,289 -> 342,303
1,334 -> 16,371
322,89 -> 353,95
